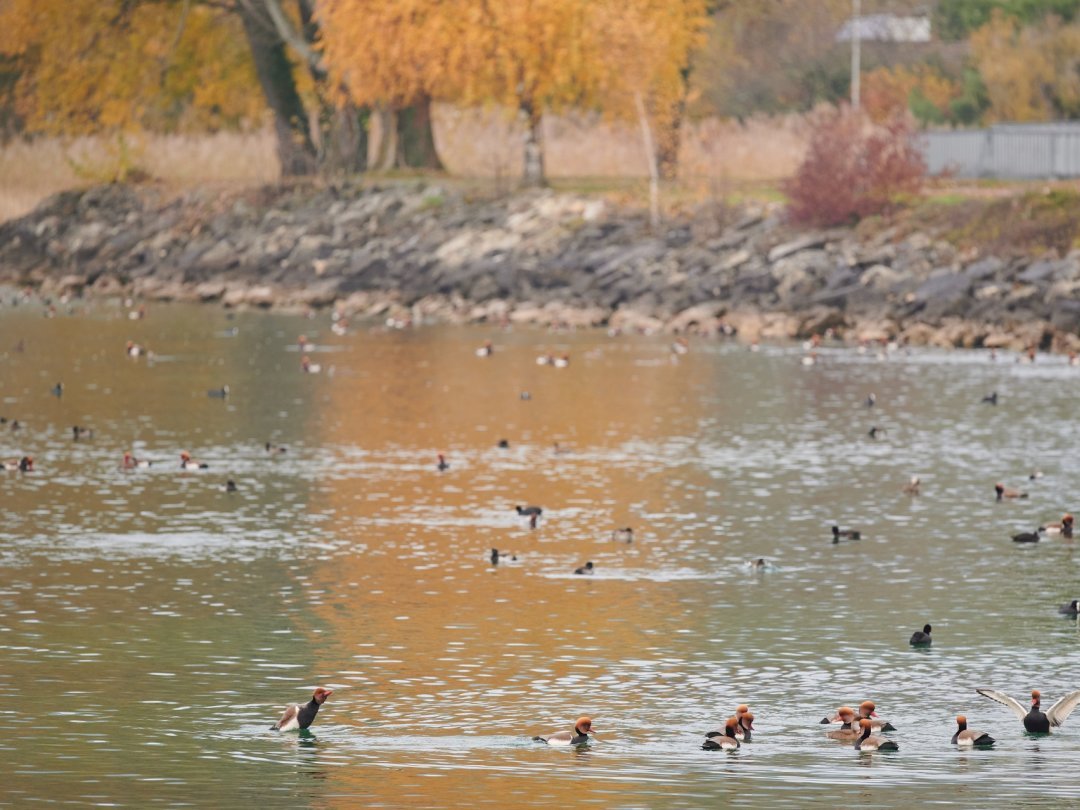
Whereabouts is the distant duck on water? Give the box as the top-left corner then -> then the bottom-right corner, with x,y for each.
982,391 -> 998,405
437,453 -> 449,472
180,451 -> 208,470
475,340 -> 494,357
702,717 -> 740,751
855,718 -> 898,751
574,561 -> 594,575
122,452 -> 151,469
902,475 -> 921,495
909,624 -> 932,646
265,442 -> 287,454
952,716 -> 995,747
995,483 -> 1027,501
301,355 -> 321,374
611,527 -> 633,543
207,386 -> 230,399
516,504 -> 542,529
1041,514 -> 1074,537
1058,599 -> 1080,616
1012,528 -> 1041,543
832,525 -> 861,543
2,456 -> 33,472
533,717 -> 594,746
490,548 -> 517,565
72,425 -> 94,440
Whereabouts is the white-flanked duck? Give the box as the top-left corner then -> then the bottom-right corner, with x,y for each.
271,687 -> 333,731
706,705 -> 752,742
490,548 -> 517,565
855,718 -> 898,751
536,354 -> 554,366
2,456 -> 33,472
832,525 -> 861,543
702,717 -> 740,751
72,426 -> 94,441
180,451 -> 208,470
1041,514 -> 1074,537
995,483 -> 1027,501
475,341 -> 494,357
122,452 -> 151,469
611,527 -> 633,543
553,354 -> 570,369
301,355 -> 321,374
952,715 -> 995,747
126,340 -> 145,358
533,716 -> 594,746
265,442 -> 287,454
1058,599 -> 1080,616
976,688 -> 1080,733
910,624 -> 932,646
574,561 -> 594,575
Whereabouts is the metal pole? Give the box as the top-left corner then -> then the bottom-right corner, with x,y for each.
851,0 -> 861,108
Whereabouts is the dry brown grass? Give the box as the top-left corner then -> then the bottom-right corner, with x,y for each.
0,107 -> 810,222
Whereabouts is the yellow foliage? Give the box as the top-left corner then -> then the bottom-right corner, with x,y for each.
969,10 -> 1080,122
862,65 -> 961,123
317,0 -> 708,127
0,0 -> 263,135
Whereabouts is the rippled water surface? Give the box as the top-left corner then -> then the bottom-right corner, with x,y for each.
2,299 -> 1080,808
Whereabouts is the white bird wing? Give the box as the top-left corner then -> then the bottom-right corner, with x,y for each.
1046,690 -> 1080,727
976,688 -> 1027,720
272,703 -> 300,731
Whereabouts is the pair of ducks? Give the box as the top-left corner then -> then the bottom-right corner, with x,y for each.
1013,514 -> 1074,543
701,704 -> 755,750
822,702 -> 898,751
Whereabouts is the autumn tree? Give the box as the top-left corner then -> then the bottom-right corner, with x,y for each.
970,10 -> 1080,121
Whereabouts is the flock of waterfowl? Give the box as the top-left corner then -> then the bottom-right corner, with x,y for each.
5,290 -> 1079,758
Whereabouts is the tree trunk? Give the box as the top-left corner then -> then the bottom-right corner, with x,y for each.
634,92 -> 661,230
237,3 -> 317,177
656,94 -> 687,181
369,106 -> 398,171
316,102 -> 368,176
395,95 -> 443,170
519,101 -> 546,187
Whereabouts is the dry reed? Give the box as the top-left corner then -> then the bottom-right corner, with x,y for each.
0,107 -> 810,222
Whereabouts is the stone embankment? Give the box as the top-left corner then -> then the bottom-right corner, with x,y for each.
2,182 -> 1079,352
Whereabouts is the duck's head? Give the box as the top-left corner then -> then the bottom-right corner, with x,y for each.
1032,690 -> 1041,707
1065,514 -> 1075,525
956,715 -> 968,730
859,718 -> 873,733
740,712 -> 755,730
735,704 -> 749,718
922,624 -> 932,634
180,451 -> 192,462
859,701 -> 878,718
837,707 -> 856,724
994,483 -> 1004,495
574,717 -> 594,736
312,687 -> 334,704
724,716 -> 739,736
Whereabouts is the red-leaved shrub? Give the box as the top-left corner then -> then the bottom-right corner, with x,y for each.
784,107 -> 926,227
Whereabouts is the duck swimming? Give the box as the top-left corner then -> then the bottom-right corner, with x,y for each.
437,453 -> 449,472
533,717 -> 594,746
1058,599 -> 1080,616
995,483 -> 1027,500
706,705 -> 752,742
265,442 -> 287,454
702,717 -> 740,750
207,386 -> 230,399
902,476 -> 921,495
301,355 -> 321,373
952,715 -> 995,747
72,426 -> 94,440
2,456 -> 33,472
475,341 -> 494,357
855,718 -> 898,751
1011,528 -> 1041,543
122,452 -> 151,469
909,624 -> 932,646
180,451 -> 208,470
574,561 -> 594,575
976,688 -> 1080,733
271,687 -> 333,731
611,527 -> 633,543
516,504 -> 542,528
832,525 -> 861,542
1041,514 -> 1074,537
824,707 -> 861,741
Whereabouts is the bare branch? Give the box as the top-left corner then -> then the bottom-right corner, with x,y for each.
261,0 -> 325,75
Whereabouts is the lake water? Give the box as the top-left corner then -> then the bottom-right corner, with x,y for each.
2,297 -> 1079,808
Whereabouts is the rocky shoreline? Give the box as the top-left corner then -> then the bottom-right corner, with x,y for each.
2,181 -> 1079,352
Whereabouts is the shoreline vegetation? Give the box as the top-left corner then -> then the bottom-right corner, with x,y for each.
3,179 -> 1080,355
